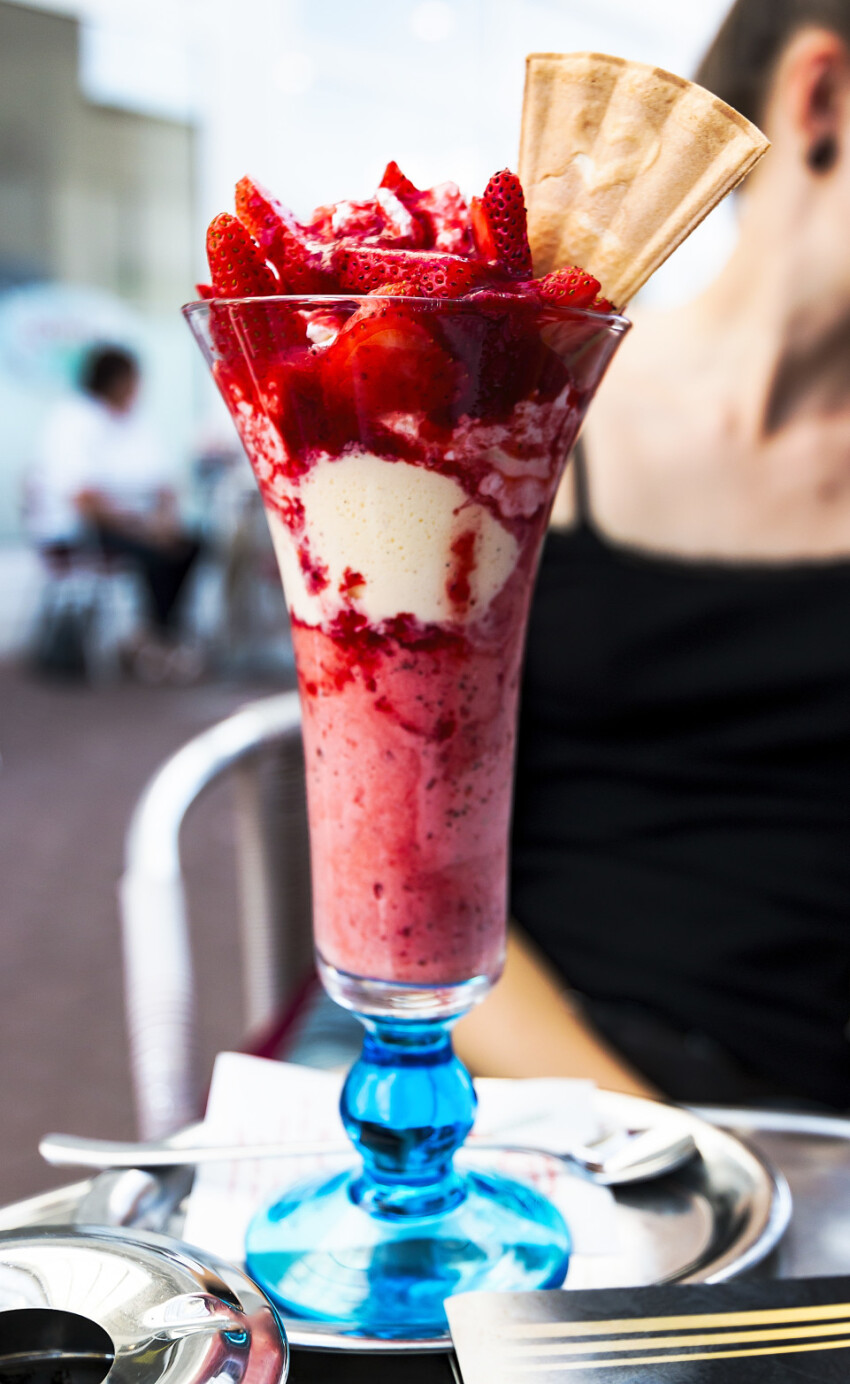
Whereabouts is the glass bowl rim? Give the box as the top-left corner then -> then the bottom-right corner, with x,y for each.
181,294 -> 630,328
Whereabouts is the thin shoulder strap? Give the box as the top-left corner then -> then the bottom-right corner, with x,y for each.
572,435 -> 593,525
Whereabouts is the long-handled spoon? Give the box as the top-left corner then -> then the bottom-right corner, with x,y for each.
40,1125 -> 697,1185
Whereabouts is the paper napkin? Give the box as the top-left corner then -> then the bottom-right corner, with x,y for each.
182,1051 -> 620,1266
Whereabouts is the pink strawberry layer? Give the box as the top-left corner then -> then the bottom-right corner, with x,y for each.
293,602 -> 529,986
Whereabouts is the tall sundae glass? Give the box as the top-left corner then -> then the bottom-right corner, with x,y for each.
182,39 -> 772,1334
184,162 -> 628,1338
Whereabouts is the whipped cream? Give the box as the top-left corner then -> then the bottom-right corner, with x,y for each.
267,451 -> 519,627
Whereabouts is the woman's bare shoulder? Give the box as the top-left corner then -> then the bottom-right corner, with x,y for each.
581,309 -> 688,457
551,302 -> 723,535
550,310 -> 681,530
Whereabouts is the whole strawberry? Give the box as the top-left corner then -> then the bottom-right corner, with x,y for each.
470,170 -> 533,277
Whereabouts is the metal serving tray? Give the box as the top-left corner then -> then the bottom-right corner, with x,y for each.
0,1093 -> 789,1358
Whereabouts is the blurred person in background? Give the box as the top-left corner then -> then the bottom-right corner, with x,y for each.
457,0 -> 850,1110
29,345 -> 202,681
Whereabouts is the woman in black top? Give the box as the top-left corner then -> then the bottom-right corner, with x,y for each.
457,0 -> 850,1108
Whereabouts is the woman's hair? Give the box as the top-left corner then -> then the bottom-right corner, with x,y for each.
696,0 -> 850,125
80,345 -> 138,400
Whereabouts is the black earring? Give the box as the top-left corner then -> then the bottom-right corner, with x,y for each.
808,134 -> 838,172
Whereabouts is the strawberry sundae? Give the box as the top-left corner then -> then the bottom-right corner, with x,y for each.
188,161 -> 626,1006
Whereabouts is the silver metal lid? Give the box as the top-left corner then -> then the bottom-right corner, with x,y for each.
0,1226 -> 288,1384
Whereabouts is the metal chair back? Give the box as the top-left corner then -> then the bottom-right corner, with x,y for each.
119,692 -> 311,1137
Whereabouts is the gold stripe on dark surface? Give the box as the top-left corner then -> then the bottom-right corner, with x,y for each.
502,1318 -> 850,1357
503,1302 -> 850,1338
502,1336 -> 850,1372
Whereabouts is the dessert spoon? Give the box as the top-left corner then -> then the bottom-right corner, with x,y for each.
40,1125 -> 697,1185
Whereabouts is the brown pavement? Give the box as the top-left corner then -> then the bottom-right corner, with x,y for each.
0,659 -> 292,1207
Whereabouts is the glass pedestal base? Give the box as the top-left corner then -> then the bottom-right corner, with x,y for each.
244,1013 -> 569,1337
245,1162 -> 570,1337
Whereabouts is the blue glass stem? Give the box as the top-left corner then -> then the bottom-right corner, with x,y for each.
341,1017 -> 474,1219
244,1009 -> 571,1335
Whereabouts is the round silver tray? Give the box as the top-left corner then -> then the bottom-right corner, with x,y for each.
0,1092 -> 789,1356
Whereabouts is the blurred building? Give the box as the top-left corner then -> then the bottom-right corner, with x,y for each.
0,1 -> 197,553
0,4 -> 193,304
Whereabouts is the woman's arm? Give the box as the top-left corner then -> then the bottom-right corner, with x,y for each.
454,925 -> 658,1097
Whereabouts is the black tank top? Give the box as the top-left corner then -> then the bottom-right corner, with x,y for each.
511,445 -> 850,1107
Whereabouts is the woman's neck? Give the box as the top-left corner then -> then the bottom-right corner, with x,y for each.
677,186 -> 850,441
575,181 -> 850,559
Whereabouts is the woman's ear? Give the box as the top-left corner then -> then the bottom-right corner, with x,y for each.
774,27 -> 850,173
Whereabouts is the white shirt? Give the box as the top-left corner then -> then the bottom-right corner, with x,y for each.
28,393 -> 171,545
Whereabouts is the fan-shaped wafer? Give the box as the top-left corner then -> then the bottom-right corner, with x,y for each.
519,52 -> 769,306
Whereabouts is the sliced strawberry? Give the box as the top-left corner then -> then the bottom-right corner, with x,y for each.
207,308 -> 254,412
371,279 -> 420,296
414,258 -> 490,296
470,170 -> 532,277
235,177 -> 291,254
201,280 -> 257,399
529,274 -> 617,379
463,284 -> 528,305
206,297 -> 304,416
305,201 -> 336,240
374,186 -> 425,246
278,237 -> 337,293
439,299 -> 556,421
235,177 -> 337,293
206,213 -> 278,297
232,300 -> 305,365
533,265 -> 602,308
377,168 -> 470,253
411,181 -> 470,253
265,345 -> 342,464
312,182 -> 425,249
324,198 -> 385,240
309,193 -> 424,249
379,160 -> 419,198
302,305 -> 349,346
308,167 -> 468,255
324,301 -> 460,420
469,197 -> 497,261
336,246 -> 488,297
